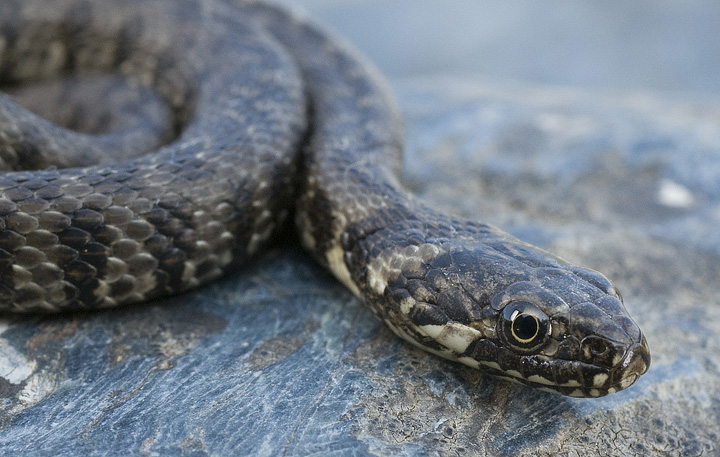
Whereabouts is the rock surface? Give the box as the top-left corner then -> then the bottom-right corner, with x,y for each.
2,2 -> 720,456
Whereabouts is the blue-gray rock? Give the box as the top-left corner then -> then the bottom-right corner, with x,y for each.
2,2 -> 719,456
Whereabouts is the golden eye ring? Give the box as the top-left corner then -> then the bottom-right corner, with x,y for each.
498,301 -> 551,353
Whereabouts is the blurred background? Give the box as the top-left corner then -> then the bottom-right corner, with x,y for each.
275,0 -> 720,96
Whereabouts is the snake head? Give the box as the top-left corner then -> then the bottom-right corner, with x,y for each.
480,265 -> 651,397
372,225 -> 650,397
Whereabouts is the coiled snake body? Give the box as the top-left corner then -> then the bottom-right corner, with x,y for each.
0,0 -> 649,397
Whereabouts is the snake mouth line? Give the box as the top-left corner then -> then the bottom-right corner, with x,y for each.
466,333 -> 650,397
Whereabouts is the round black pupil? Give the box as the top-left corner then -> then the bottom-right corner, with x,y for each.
513,314 -> 538,340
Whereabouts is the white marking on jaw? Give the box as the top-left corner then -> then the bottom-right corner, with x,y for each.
619,373 -> 638,390
526,374 -> 554,386
526,374 -> 580,388
386,321 -> 590,393
480,360 -> 502,372
505,369 -> 522,379
439,324 -> 482,354
593,373 -> 608,387
419,323 -> 482,354
384,320 -> 458,362
484,365 -> 585,389
418,324 -> 443,339
457,356 -> 479,369
541,387 -> 584,397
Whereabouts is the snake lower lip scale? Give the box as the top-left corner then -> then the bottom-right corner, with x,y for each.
0,0 -> 650,397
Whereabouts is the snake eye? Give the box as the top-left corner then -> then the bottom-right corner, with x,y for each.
498,301 -> 551,353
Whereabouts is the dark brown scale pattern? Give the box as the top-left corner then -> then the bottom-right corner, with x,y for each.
0,0 -> 649,396
0,0 -> 306,310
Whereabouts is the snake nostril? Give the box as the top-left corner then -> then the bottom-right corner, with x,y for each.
582,336 -> 610,359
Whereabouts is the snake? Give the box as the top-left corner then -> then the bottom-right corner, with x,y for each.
0,0 -> 649,398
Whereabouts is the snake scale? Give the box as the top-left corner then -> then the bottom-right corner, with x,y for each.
0,0 -> 649,397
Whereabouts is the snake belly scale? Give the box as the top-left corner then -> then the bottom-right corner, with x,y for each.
0,0 -> 649,397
